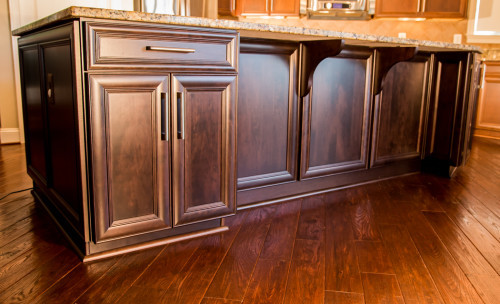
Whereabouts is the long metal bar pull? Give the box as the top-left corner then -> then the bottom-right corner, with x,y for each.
160,92 -> 168,141
146,46 -> 195,53
177,92 -> 185,140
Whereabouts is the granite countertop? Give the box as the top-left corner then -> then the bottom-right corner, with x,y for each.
13,6 -> 481,53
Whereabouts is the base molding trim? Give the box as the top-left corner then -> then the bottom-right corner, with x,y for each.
0,128 -> 20,144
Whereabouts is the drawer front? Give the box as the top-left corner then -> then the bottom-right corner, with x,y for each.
86,22 -> 238,71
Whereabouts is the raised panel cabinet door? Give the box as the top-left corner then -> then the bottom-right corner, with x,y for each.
270,0 -> 300,16
19,46 -> 47,184
301,48 -> 373,179
236,0 -> 269,15
371,55 -> 431,167
237,40 -> 299,189
89,74 -> 171,243
172,74 -> 236,226
425,52 -> 469,166
375,0 -> 420,17
423,0 -> 467,18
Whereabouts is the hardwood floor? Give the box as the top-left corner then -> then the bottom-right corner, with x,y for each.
0,137 -> 499,303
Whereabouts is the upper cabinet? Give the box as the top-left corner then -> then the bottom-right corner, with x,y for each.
219,0 -> 300,17
375,0 -> 467,18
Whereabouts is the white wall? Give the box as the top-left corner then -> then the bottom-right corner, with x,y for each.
467,0 -> 500,43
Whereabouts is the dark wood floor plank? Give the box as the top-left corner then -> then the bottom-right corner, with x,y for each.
241,259 -> 290,304
325,191 -> 363,293
347,188 -> 381,241
31,257 -> 118,304
361,273 -> 404,304
201,298 -> 242,304
0,192 -> 34,216
423,211 -> 498,276
284,239 -> 325,304
204,208 -> 270,301
75,246 -> 164,304
114,286 -> 169,304
258,200 -> 301,261
466,274 -> 500,304
378,224 -> 444,304
0,201 -> 37,232
296,195 -> 325,241
0,248 -> 80,303
325,291 -> 365,304
355,241 -> 394,274
160,213 -> 247,304
131,237 -> 204,291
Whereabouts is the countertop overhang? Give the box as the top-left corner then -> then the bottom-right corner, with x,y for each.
13,6 -> 481,53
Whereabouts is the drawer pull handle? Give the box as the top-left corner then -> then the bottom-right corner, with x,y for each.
177,92 -> 185,140
146,46 -> 196,53
160,92 -> 168,141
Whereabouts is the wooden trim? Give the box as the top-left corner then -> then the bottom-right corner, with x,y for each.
83,226 -> 228,262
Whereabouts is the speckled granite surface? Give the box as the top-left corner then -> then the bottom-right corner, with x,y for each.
13,6 -> 481,52
482,49 -> 500,61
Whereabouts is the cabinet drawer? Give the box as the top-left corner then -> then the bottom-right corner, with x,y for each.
86,22 -> 238,71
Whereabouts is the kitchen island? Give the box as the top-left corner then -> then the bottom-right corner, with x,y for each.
14,7 -> 481,260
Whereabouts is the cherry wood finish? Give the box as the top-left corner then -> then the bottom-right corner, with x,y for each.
375,0 -> 467,18
301,47 -> 373,178
371,54 -> 431,166
88,74 -> 171,242
85,21 -> 238,72
237,39 -> 300,189
424,52 -> 471,176
171,75 -> 237,226
1,138 -> 499,303
230,0 -> 300,16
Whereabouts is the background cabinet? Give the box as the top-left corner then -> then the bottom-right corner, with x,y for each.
375,0 -> 467,18
218,0 -> 299,16
474,61 -> 500,139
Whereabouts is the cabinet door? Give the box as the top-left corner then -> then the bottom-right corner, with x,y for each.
423,0 -> 467,18
89,74 -> 171,243
237,40 -> 299,189
375,0 -> 420,17
236,0 -> 269,15
301,48 -> 373,179
371,54 -> 431,166
270,0 -> 300,16
172,75 -> 236,226
20,46 -> 47,184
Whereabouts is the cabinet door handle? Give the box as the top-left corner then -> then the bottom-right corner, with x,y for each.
146,46 -> 195,53
46,73 -> 55,104
177,92 -> 185,140
161,92 -> 168,141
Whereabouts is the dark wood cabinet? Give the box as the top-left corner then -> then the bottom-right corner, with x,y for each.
88,74 -> 172,242
424,52 -> 472,175
171,75 -> 236,226
375,0 -> 467,18
371,54 -> 431,167
237,39 -> 299,189
300,47 -> 373,179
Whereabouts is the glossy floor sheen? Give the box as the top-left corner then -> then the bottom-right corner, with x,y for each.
0,137 -> 499,304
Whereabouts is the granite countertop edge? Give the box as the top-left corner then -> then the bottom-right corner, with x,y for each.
12,6 -> 482,52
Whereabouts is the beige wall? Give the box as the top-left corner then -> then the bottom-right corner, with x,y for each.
236,16 -> 469,43
0,0 -> 18,130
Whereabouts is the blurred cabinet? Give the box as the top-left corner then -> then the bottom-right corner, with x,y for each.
375,0 -> 467,18
218,0 -> 300,16
475,61 -> 500,138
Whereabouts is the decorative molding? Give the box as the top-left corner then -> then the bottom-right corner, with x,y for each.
0,128 -> 21,144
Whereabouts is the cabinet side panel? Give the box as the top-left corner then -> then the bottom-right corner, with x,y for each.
309,58 -> 367,167
107,91 -> 155,220
20,47 -> 47,181
43,43 -> 81,215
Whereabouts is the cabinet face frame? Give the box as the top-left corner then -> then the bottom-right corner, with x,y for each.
475,61 -> 500,132
237,39 -> 300,190
370,54 -> 432,167
375,0 -> 467,18
300,47 -> 373,179
88,74 -> 172,243
171,74 -> 237,226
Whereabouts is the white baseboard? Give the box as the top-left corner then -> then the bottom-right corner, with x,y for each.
0,128 -> 21,144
